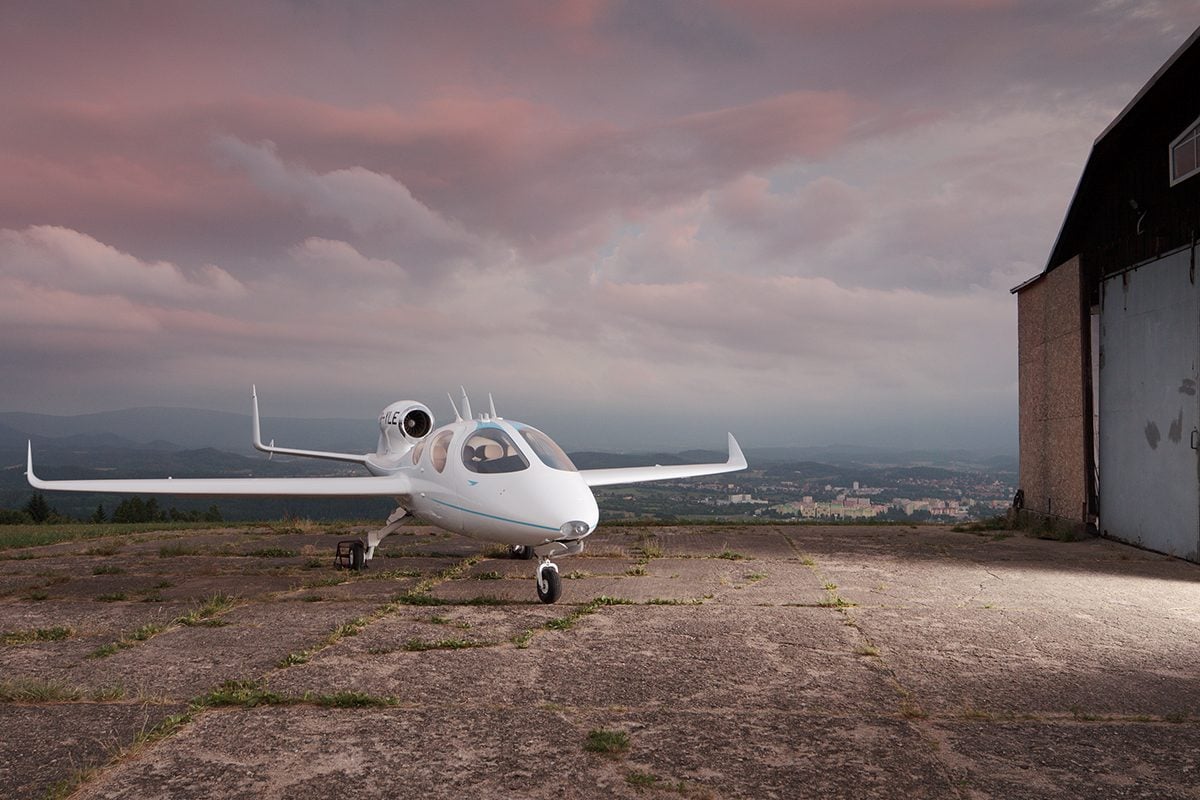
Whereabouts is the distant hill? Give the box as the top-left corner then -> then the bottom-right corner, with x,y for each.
0,407 -> 375,454
745,444 -> 1016,469
569,450 -> 725,469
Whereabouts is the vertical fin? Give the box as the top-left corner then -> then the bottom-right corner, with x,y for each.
460,386 -> 472,420
447,393 -> 463,422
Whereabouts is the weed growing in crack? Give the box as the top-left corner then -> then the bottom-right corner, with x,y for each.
2,626 -> 73,645
584,728 -> 630,757
403,637 -> 486,651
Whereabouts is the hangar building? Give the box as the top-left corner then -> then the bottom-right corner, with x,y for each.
1013,26 -> 1200,560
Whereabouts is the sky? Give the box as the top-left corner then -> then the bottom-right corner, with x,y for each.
1,1 -> 1197,453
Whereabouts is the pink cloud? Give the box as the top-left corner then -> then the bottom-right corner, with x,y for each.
0,226 -> 244,301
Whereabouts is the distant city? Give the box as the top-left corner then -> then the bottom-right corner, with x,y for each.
592,458 -> 1017,523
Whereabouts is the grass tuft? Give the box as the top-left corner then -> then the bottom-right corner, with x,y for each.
0,677 -> 83,702
243,547 -> 298,558
626,771 -> 660,789
584,728 -> 630,757
403,637 -> 485,651
2,626 -> 73,645
158,544 -> 204,558
204,679 -> 288,708
392,592 -> 449,606
175,593 -> 237,626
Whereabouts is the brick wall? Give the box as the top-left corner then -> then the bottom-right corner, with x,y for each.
1016,257 -> 1089,524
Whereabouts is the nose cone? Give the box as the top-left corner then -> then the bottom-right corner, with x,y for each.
560,481 -> 599,536
541,477 -> 598,539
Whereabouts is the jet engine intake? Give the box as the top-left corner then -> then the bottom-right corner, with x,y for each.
377,401 -> 434,455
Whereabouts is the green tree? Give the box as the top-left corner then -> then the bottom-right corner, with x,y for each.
91,503 -> 107,524
112,496 -> 160,523
24,493 -> 52,524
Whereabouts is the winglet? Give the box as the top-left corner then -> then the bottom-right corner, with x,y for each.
251,385 -> 266,450
26,441 -> 43,489
726,433 -> 747,469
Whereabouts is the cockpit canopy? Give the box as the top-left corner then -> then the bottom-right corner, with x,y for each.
516,426 -> 577,471
462,427 -> 529,474
455,423 -> 578,474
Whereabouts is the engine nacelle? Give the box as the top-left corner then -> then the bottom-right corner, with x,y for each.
376,401 -> 434,456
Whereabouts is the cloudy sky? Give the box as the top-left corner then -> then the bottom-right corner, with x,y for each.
1,2 -> 1196,452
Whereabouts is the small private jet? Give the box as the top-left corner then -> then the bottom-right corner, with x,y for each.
27,388 -> 747,603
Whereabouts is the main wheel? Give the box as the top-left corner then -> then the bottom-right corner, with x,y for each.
511,545 -> 535,560
350,541 -> 365,571
536,567 -> 562,604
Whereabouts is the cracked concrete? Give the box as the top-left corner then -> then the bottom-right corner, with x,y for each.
1,523 -> 1198,798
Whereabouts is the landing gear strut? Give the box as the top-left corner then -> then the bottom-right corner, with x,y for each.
536,560 -> 562,604
334,506 -> 408,571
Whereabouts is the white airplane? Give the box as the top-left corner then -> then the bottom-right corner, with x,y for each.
26,388 -> 747,603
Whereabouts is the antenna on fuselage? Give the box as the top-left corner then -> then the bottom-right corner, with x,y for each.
447,392 -> 463,422
488,393 -> 498,419
460,386 -> 472,420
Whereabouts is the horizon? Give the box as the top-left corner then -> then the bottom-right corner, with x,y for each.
0,400 -> 1017,457
1,4 -> 1192,455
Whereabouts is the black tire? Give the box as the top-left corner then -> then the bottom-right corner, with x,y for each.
536,567 -> 562,604
511,545 -> 535,560
350,541 -> 365,571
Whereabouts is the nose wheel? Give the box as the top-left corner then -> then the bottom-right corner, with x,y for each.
536,560 -> 562,604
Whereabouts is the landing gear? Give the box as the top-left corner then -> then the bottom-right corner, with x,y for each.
536,561 -> 562,604
510,544 -> 535,560
334,539 -> 365,570
334,506 -> 409,571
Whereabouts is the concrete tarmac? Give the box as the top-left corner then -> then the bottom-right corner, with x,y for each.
1,523 -> 1198,799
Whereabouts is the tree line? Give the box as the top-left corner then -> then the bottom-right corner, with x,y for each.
0,493 -> 222,525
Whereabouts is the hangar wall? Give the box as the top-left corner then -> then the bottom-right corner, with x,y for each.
1099,247 -> 1200,560
1017,257 -> 1090,524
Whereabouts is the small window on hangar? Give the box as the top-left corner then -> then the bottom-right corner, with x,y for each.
1170,116 -> 1200,186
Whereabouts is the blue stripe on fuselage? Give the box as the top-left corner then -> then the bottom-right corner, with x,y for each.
429,497 -> 560,532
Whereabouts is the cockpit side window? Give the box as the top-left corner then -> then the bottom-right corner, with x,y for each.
430,431 -> 453,473
462,428 -> 529,474
519,427 -> 577,471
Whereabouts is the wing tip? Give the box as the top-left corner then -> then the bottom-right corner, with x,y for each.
726,433 -> 747,469
26,440 -> 42,488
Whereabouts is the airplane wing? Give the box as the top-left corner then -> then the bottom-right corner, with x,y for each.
26,443 -> 409,497
252,386 -> 371,465
579,433 -> 747,488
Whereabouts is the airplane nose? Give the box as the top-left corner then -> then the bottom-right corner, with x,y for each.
558,520 -> 592,540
